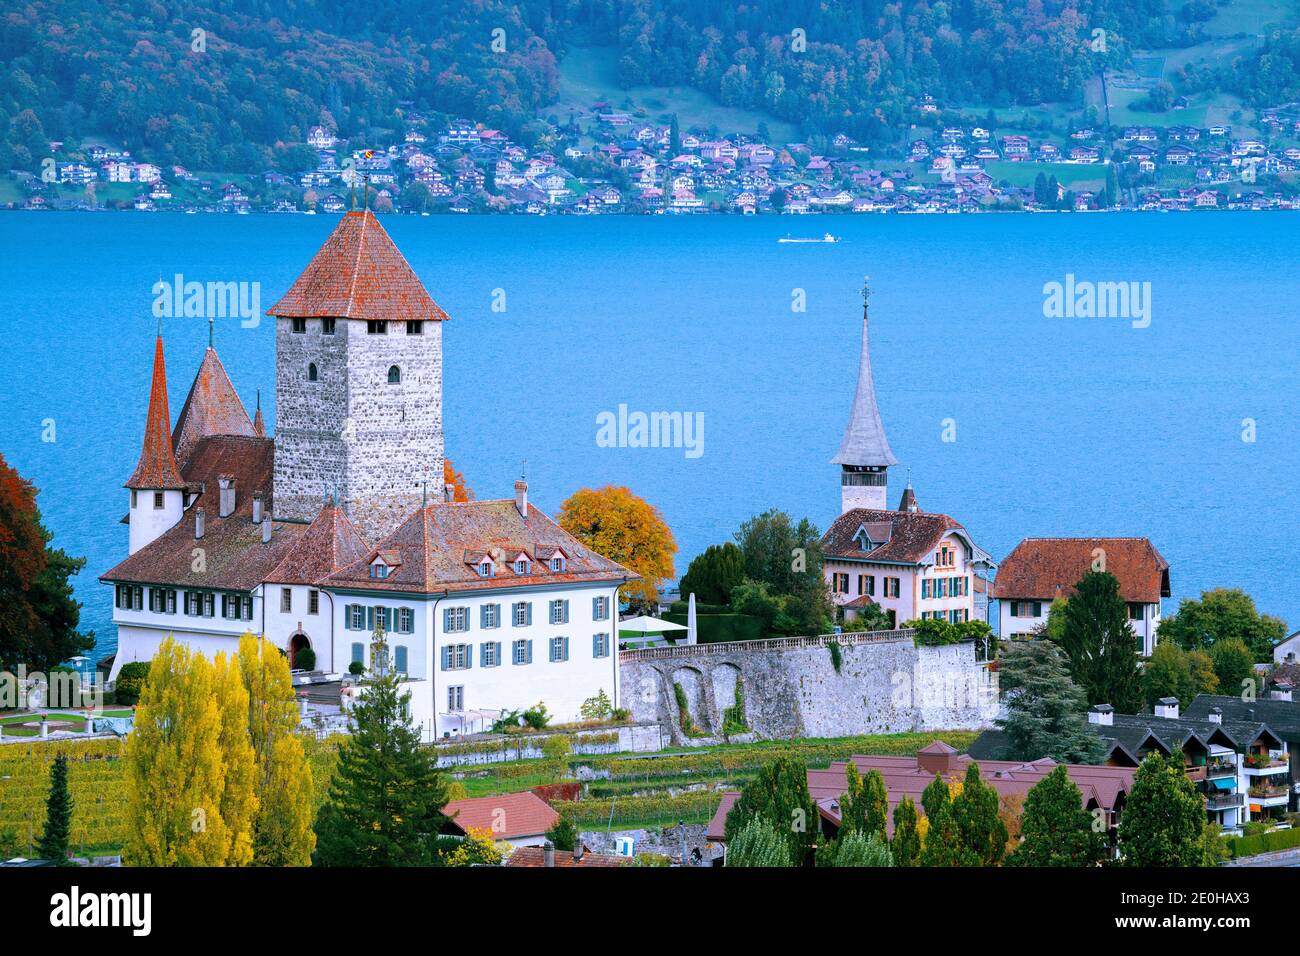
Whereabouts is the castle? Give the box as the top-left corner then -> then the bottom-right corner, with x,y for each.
102,212 -> 635,739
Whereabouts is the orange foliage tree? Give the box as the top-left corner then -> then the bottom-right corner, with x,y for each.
557,486 -> 677,608
443,459 -> 473,502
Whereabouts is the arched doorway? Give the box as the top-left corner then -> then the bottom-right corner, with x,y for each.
289,633 -> 313,671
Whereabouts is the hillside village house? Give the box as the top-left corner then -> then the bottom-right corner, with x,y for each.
102,211 -> 635,740
992,537 -> 1170,655
821,286 -> 993,626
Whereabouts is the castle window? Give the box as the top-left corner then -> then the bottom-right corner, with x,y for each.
515,558 -> 530,575
367,320 -> 387,334
322,318 -> 336,335
550,556 -> 566,573
387,365 -> 401,384
308,363 -> 318,382
153,492 -> 164,509
406,321 -> 423,335
478,561 -> 492,577
291,318 -> 306,333
131,490 -> 137,508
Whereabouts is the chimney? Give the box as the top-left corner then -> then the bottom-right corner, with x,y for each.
573,842 -> 584,863
443,482 -> 455,503
219,476 -> 236,518
195,507 -> 206,539
261,517 -> 272,544
542,840 -> 555,868
514,479 -> 528,518
1154,697 -> 1179,720
1088,704 -> 1114,726
252,492 -> 263,524
1270,681 -> 1294,702
1207,706 -> 1222,725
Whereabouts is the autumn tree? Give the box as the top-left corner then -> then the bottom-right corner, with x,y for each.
443,458 -> 473,502
0,453 -> 93,671
557,486 -> 676,608
236,634 -> 315,866
1008,765 -> 1107,867
211,652 -> 258,866
126,639 -> 230,866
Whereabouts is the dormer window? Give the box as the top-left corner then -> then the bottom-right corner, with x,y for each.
515,558 -> 531,575
550,556 -> 566,572
478,561 -> 493,577
370,563 -> 389,579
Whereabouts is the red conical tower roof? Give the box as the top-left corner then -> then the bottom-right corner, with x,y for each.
267,210 -> 449,324
126,336 -> 185,490
171,346 -> 255,467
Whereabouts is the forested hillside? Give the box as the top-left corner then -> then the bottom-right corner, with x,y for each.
2,0 -> 1298,170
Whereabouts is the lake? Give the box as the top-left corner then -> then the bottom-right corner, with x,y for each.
0,210 -> 1296,661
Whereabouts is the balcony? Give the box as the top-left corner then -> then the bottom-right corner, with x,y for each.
1243,754 -> 1289,775
1206,759 -> 1237,780
1184,765 -> 1207,783
1206,792 -> 1244,811
1247,783 -> 1291,804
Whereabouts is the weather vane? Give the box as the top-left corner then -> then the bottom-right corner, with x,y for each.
861,275 -> 872,305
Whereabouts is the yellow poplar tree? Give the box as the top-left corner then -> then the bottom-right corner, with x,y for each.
213,651 -> 258,866
125,639 -> 229,865
237,633 -> 316,865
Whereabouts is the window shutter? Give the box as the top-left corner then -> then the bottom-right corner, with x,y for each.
465,644 -> 472,669
564,600 -> 570,624
526,640 -> 533,664
563,637 -> 570,661
495,642 -> 502,667
440,646 -> 449,671
592,596 -> 599,619
526,603 -> 532,626
593,634 -> 600,657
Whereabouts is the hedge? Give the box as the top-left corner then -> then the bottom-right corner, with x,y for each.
660,612 -> 766,644
1224,826 -> 1300,859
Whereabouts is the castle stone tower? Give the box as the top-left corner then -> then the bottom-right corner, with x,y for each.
268,211 -> 448,540
831,281 -> 897,513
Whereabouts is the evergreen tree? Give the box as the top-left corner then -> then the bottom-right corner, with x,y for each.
546,817 -> 577,852
236,634 -> 316,866
891,797 -> 921,866
1117,753 -> 1210,866
678,542 -> 746,605
838,764 -> 888,840
314,621 -> 451,866
1008,765 -> 1107,866
820,830 -> 893,867
996,640 -> 1108,763
950,763 -> 1008,866
37,754 -> 72,865
723,755 -> 818,864
1058,571 -> 1143,713
919,775 -> 969,866
726,818 -> 793,867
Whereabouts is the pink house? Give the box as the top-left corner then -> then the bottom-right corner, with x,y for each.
822,284 -> 993,626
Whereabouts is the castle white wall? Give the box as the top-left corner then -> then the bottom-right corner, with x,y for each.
127,488 -> 184,555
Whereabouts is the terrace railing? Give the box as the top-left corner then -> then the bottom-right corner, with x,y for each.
1205,792 -> 1244,810
619,628 -> 917,663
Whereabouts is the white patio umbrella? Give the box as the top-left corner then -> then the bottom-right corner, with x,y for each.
618,615 -> 688,645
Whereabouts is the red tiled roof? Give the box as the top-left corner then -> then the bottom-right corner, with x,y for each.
992,537 -> 1170,603
264,503 -> 370,585
822,508 -> 965,565
104,435 -> 303,589
171,347 -> 254,468
267,210 -> 449,325
125,336 -> 185,490
505,846 -> 630,868
324,499 -> 637,594
443,792 -> 558,840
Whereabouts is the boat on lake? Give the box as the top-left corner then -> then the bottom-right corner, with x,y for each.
778,232 -> 839,243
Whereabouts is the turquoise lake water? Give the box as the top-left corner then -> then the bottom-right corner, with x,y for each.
0,210 -> 1296,660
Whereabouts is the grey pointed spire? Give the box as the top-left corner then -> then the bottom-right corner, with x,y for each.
831,281 -> 897,467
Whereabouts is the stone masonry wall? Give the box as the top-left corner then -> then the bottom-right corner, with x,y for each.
619,633 -> 998,744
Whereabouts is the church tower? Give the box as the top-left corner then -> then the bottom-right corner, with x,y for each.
831,281 -> 897,513
268,210 -> 448,540
126,334 -> 186,554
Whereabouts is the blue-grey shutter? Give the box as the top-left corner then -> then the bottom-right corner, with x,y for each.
526,603 -> 532,625
592,596 -> 599,619
563,637 -> 570,661
366,606 -> 375,631
495,641 -> 502,667
479,643 -> 487,667
480,605 -> 487,628
395,646 -> 407,673
592,634 -> 599,657
465,644 -> 472,669
440,646 -> 449,671
526,639 -> 533,664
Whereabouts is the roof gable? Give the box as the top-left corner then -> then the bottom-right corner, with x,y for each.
992,537 -> 1170,603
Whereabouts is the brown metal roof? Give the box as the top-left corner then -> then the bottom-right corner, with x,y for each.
267,210 -> 449,325
992,537 -> 1170,603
